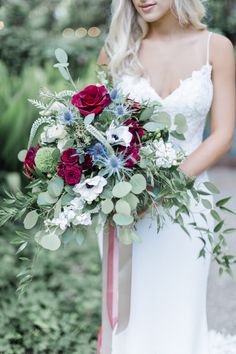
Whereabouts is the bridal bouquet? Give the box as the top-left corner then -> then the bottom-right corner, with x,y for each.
1,49 -> 235,293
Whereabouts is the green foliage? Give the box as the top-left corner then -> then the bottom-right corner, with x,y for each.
206,0 -> 236,42
0,0 -> 109,75
0,223 -> 101,353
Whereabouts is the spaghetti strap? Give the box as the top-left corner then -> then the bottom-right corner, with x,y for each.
206,31 -> 213,65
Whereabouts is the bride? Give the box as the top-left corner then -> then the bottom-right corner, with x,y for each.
96,0 -> 236,353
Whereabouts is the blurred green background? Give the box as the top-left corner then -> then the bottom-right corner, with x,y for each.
0,1 -> 235,353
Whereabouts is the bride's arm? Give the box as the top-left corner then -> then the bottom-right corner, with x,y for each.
179,34 -> 236,177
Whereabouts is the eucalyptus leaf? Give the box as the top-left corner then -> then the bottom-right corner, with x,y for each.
123,193 -> 139,210
55,48 -> 68,63
139,106 -> 155,121
18,149 -> 27,162
113,213 -> 134,226
170,131 -> 185,141
101,199 -> 114,214
112,182 -> 132,198
23,210 -> 38,230
174,114 -> 188,134
61,193 -> 74,206
143,122 -> 160,132
152,112 -> 171,128
37,191 -> 58,206
40,233 -> 61,251
115,200 -> 131,215
130,174 -> 147,194
48,177 -> 64,198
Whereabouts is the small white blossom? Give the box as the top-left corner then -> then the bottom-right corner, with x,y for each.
73,176 -> 107,202
106,123 -> 132,147
44,197 -> 92,231
154,139 -> 178,168
73,213 -> 92,226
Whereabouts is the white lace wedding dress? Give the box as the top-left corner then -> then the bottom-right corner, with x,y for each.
97,31 -> 236,354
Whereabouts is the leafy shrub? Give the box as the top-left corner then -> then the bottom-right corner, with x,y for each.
0,223 -> 102,354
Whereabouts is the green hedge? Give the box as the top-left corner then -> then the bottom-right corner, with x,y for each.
0,223 -> 101,354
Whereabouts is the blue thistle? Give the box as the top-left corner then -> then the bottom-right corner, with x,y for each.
58,108 -> 75,125
95,151 -> 133,179
110,88 -> 119,101
87,143 -> 107,160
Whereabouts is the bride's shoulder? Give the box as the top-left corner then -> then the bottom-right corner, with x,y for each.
210,31 -> 234,49
209,31 -> 235,68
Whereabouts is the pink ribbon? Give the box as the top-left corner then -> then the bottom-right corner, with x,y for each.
98,221 -> 133,354
107,223 -> 119,329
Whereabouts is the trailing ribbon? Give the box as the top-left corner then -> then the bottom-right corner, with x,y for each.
99,221 -> 133,354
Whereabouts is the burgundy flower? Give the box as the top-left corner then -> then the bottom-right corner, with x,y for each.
24,145 -> 40,177
123,119 -> 146,144
82,153 -> 93,170
72,85 -> 112,116
64,165 -> 82,185
119,144 -> 141,168
61,148 -> 79,165
57,162 -> 65,177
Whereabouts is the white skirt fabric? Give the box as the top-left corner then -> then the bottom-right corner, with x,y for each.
97,175 -> 236,354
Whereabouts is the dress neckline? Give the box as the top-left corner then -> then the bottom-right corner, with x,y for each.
139,63 -> 213,102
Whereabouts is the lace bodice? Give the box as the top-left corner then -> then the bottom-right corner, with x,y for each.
116,32 -> 214,158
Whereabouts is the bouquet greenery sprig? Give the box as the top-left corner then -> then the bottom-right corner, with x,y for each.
1,48 -> 235,294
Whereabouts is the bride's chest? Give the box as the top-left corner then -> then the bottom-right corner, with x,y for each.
116,65 -> 214,121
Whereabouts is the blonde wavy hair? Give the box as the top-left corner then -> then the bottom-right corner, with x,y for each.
104,0 -> 207,81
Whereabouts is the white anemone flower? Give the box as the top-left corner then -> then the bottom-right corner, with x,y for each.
40,124 -> 67,144
73,176 -> 107,202
106,123 -> 132,147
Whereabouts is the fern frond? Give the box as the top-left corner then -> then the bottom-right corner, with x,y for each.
39,87 -> 54,98
54,90 -> 75,98
28,99 -> 47,110
28,116 -> 54,148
